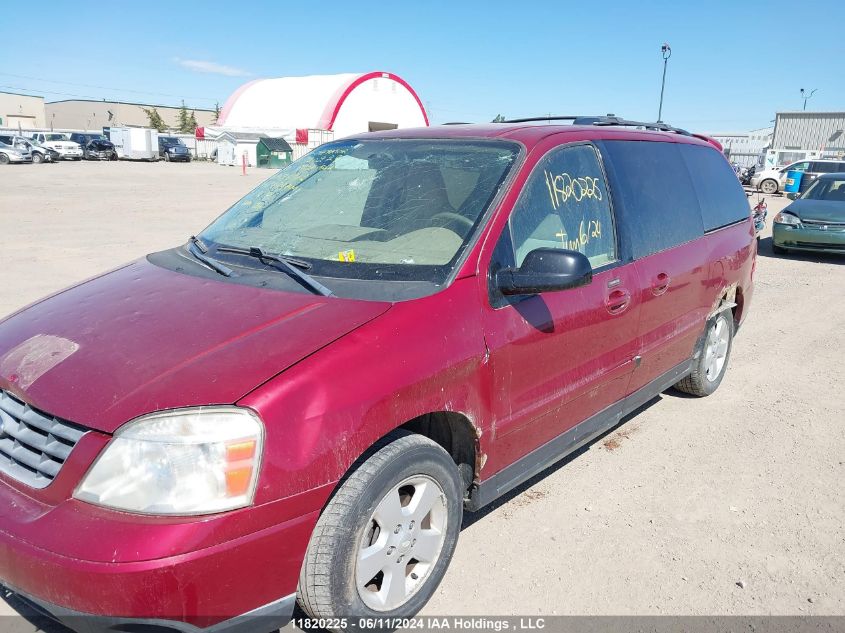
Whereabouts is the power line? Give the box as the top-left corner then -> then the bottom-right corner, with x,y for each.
0,72 -> 219,103
0,84 -> 215,111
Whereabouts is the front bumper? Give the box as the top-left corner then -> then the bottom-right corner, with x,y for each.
5,586 -> 295,633
773,222 -> 845,253
0,475 -> 319,632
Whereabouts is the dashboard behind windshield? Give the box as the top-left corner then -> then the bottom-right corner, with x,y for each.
200,138 -> 520,285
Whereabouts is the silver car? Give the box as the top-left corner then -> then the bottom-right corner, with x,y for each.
0,141 -> 32,164
0,135 -> 53,164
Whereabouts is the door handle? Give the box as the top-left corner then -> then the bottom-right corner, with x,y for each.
651,272 -> 671,296
606,288 -> 631,315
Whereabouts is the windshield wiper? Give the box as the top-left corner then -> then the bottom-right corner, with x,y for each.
186,236 -> 233,277
217,246 -> 334,297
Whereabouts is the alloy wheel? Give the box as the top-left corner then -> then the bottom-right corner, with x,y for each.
704,316 -> 730,382
356,475 -> 448,611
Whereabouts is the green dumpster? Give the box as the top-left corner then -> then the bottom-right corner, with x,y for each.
256,137 -> 293,168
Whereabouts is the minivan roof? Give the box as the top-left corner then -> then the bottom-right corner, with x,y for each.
357,123 -> 717,150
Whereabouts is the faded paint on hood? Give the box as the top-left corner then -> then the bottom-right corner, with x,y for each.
0,258 -> 390,432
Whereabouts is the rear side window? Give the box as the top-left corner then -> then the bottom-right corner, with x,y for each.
812,161 -> 845,174
679,144 -> 750,231
600,140 -> 703,259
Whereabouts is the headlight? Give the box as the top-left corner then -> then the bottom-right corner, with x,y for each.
75,407 -> 264,515
773,212 -> 801,226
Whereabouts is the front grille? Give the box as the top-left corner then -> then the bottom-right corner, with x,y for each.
0,390 -> 87,488
801,218 -> 845,228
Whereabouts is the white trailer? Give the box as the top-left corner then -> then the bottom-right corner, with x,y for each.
107,127 -> 159,161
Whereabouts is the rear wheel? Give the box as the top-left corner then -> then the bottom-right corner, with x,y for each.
0,153 -> 9,165
297,432 -> 463,625
760,179 -> 779,195
675,311 -> 734,397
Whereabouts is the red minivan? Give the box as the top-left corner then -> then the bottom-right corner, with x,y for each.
0,118 -> 754,631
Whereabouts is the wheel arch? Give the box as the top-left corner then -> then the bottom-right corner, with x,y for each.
315,410 -> 481,518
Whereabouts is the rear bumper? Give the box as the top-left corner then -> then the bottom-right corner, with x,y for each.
773,223 -> 845,253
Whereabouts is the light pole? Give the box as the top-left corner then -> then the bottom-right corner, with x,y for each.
657,42 -> 671,122
800,88 -> 817,111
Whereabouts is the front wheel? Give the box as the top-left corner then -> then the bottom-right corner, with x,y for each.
32,153 -> 44,164
297,432 -> 463,625
772,242 -> 788,255
760,179 -> 779,195
675,311 -> 734,396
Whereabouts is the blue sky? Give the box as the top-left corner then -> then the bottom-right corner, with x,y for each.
4,0 -> 844,133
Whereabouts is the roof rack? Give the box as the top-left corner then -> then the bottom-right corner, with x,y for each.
498,114 -> 691,136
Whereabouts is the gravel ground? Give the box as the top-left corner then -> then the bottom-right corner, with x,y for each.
0,161 -> 842,622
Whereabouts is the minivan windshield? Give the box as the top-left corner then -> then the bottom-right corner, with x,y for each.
199,139 -> 520,284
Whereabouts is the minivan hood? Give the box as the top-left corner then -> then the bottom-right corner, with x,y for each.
786,199 -> 845,223
0,258 -> 390,432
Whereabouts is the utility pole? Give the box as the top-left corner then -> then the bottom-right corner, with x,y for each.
657,42 -> 671,122
800,88 -> 817,111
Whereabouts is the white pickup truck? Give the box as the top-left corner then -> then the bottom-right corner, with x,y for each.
27,132 -> 83,160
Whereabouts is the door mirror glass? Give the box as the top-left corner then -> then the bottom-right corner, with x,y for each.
497,248 -> 592,295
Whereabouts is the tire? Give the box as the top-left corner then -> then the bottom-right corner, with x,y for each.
0,153 -> 10,165
164,152 -> 171,162
760,179 -> 779,195
772,242 -> 788,255
32,153 -> 44,164
297,431 -> 463,626
674,311 -> 734,397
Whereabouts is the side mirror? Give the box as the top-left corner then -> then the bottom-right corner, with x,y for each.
786,192 -> 798,200
496,248 -> 592,296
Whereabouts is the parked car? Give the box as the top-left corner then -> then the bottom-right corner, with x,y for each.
772,172 -> 845,255
158,136 -> 192,162
750,158 -> 845,195
82,138 -> 117,161
0,135 -> 54,164
27,133 -> 83,160
69,132 -> 106,147
0,119 -> 755,632
0,140 -> 32,164
28,132 -> 68,144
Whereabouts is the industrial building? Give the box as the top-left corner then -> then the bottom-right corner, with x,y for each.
0,91 -> 46,129
217,71 -> 428,138
771,111 -> 845,154
759,111 -> 845,169
45,100 -> 217,131
709,126 -> 773,168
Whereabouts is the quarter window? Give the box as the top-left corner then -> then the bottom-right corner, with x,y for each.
509,144 -> 617,268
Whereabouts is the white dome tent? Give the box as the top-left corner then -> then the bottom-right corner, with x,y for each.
217,71 -> 429,140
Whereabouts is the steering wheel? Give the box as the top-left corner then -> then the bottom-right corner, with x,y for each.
431,212 -> 474,232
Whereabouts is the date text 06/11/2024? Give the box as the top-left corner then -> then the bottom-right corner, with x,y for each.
291,617 -> 547,630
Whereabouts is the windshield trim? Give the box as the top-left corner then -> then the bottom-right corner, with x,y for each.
201,137 -> 526,291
